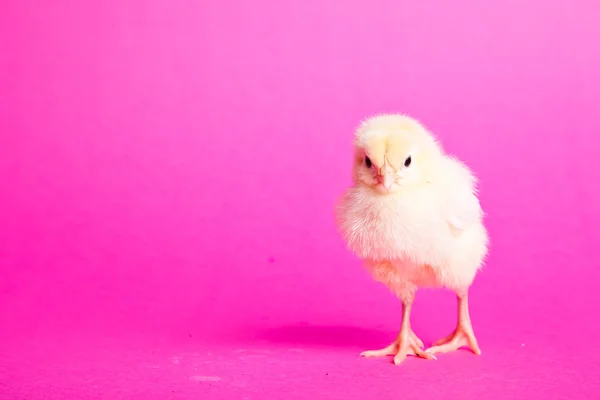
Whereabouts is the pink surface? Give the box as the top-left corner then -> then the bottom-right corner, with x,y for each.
2,0 -> 600,399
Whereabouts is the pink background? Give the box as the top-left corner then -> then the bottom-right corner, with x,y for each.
2,0 -> 600,399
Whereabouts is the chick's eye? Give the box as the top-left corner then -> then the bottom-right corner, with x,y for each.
365,156 -> 372,168
404,156 -> 412,167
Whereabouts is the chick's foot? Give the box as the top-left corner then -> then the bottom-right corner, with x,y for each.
360,330 -> 435,364
425,322 -> 481,356
425,293 -> 481,356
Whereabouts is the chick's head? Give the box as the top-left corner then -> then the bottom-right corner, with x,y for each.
352,114 -> 441,194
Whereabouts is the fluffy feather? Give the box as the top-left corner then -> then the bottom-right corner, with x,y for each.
335,113 -> 489,363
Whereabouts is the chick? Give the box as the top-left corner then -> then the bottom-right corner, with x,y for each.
335,114 -> 489,364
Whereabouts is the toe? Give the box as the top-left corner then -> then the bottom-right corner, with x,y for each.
425,336 -> 464,355
463,330 -> 481,355
467,338 -> 481,355
361,349 -> 389,358
393,352 -> 407,365
360,343 -> 397,358
414,346 -> 437,360
410,331 -> 424,348
392,335 -> 436,364
425,343 -> 455,355
433,331 -> 455,346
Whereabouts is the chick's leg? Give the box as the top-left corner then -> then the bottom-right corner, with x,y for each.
361,300 -> 435,364
425,291 -> 481,356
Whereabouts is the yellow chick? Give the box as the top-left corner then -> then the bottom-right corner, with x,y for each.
335,114 -> 489,364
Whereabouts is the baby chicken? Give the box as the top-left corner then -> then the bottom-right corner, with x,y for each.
335,114 -> 489,364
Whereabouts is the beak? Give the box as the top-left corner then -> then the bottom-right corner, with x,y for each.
377,166 -> 395,191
